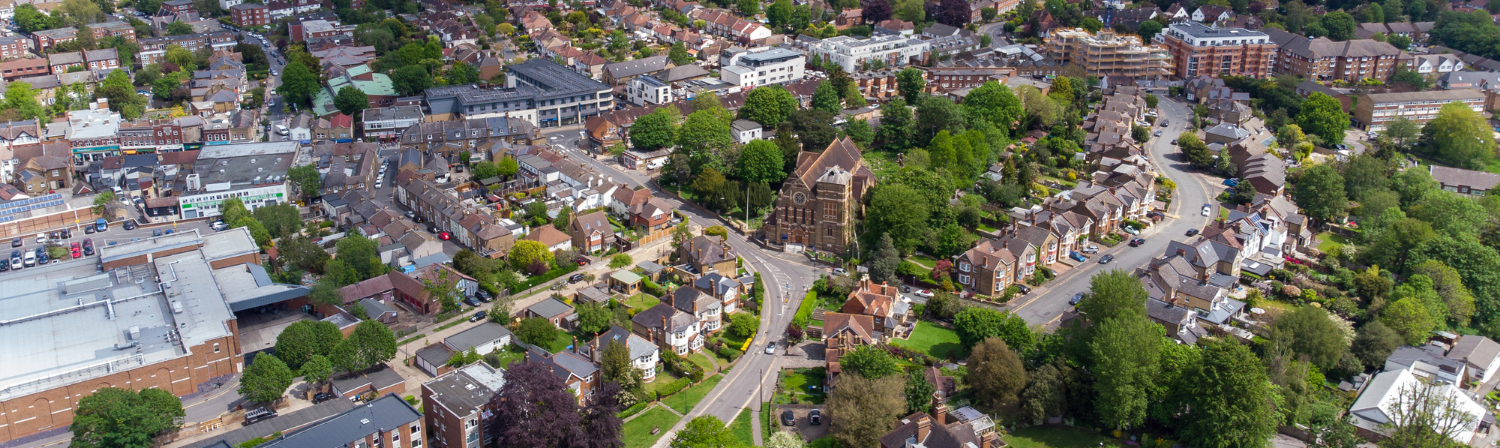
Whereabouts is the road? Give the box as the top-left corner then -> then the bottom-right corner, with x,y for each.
538,127 -> 823,445
1002,95 -> 1219,328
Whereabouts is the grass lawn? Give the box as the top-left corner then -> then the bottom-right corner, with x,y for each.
782,368 -> 826,405
489,344 -> 527,368
863,150 -> 901,180
623,293 -> 660,310
622,407 -> 681,448
909,254 -> 939,268
1002,426 -> 1128,448
688,353 -> 717,373
544,331 -> 574,353
808,437 -> 840,448
644,373 -> 683,396
729,409 -> 755,447
893,321 -> 967,360
668,373 -> 726,414
1316,232 -> 1349,254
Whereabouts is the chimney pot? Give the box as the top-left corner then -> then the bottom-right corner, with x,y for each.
916,416 -> 932,442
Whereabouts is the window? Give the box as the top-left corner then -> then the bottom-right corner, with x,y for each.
213,343 -> 220,353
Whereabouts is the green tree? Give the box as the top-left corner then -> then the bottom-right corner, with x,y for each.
574,301 -> 612,336
962,81 -> 1022,132
767,0 -> 793,29
739,86 -> 797,127
668,42 -> 693,66
330,321 -> 398,372
608,253 -> 633,269
1421,101 -> 1497,169
447,62 -> 480,84
865,183 -> 931,253
1296,92 -> 1350,145
1384,116 -> 1420,147
1321,11 -> 1356,40
839,345 -> 900,379
276,60 -> 318,107
1177,132 -> 1214,167
1079,269 -> 1148,323
1020,363 -> 1067,422
812,80 -> 841,114
70,388 -> 184,448
867,233 -> 900,283
301,354 -> 334,385
676,110 -> 734,163
671,416 -> 736,448
1352,321 -> 1403,368
952,307 -> 1034,350
515,317 -> 560,346
826,374 -> 906,448
1176,340 -> 1278,448
392,65 -> 434,96
1383,296 -> 1436,345
333,86 -> 369,117
1272,306 -> 1348,370
273,320 -> 343,370
738,139 -> 785,184
1342,154 -> 1389,200
508,240 -> 555,271
1091,316 -> 1160,430
903,368 -> 937,414
631,108 -> 679,151
896,67 -> 926,104
239,353 -> 294,404
4,81 -> 48,122
166,21 -> 193,35
727,311 -> 758,339
287,164 -> 323,202
335,234 -> 386,281
967,337 -> 1027,410
1293,164 -> 1347,222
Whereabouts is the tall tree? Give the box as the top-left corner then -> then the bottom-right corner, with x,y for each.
863,0 -> 892,23
903,369 -> 937,414
1421,100 -> 1497,169
330,320 -> 398,372
1079,269 -> 1149,323
1271,306 -> 1348,370
967,338 -> 1027,410
1090,316 -> 1161,430
896,67 -> 926,104
739,86 -> 797,127
867,233 -> 900,283
812,80 -> 842,114
952,307 -> 1034,350
1293,164 -> 1347,222
839,346 -> 901,379
1296,92 -> 1350,145
1177,341 -> 1278,448
273,320 -> 343,370
239,353 -> 294,404
334,86 -> 369,117
70,388 -> 185,448
391,65 -> 434,96
827,374 -> 906,448
276,60 -> 318,107
1379,376 -> 1480,446
631,108 -> 679,151
491,362 -> 583,448
865,183 -> 931,253
581,382 -> 625,448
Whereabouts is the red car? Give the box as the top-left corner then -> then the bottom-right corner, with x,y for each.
69,242 -> 81,258
438,232 -> 451,240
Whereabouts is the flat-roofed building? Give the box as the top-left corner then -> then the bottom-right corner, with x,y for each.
1046,28 -> 1173,78
1352,89 -> 1485,131
423,60 -> 613,128
1157,21 -> 1275,79
720,47 -> 806,87
177,141 -> 299,218
422,363 -> 505,448
804,34 -> 931,73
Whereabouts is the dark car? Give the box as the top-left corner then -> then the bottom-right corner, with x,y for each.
244,408 -> 278,425
781,410 -> 795,426
1098,254 -> 1115,264
1069,292 -> 1085,306
36,248 -> 48,265
152,229 -> 162,237
84,225 -> 95,234
60,229 -> 70,239
312,392 -> 336,404
123,220 -> 136,231
809,409 -> 822,425
1128,237 -> 1145,247
0,259 -> 9,272
48,231 -> 58,241
1015,284 -> 1031,294
10,238 -> 19,248
469,311 -> 488,322
463,297 -> 480,307
1186,228 -> 1200,237
568,273 -> 586,283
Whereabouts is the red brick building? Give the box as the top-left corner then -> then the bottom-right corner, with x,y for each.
1159,21 -> 1275,79
230,3 -> 270,27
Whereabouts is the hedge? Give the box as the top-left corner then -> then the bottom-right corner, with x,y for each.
619,402 -> 650,419
654,378 -> 691,400
792,291 -> 818,325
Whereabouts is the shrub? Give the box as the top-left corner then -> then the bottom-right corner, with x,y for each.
654,377 -> 691,399
716,346 -> 742,361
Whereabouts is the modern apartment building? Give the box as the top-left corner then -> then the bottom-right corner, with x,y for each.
627,75 -> 672,106
425,60 -> 612,127
805,35 -> 931,73
1157,22 -> 1275,78
1352,89 -> 1486,131
1269,30 -> 1409,82
422,363 -> 505,448
362,105 -> 424,140
720,47 -> 806,87
1046,28 -> 1173,78
178,141 -> 300,218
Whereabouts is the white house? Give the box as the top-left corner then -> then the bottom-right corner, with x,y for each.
805,35 -> 930,73
1350,368 -> 1489,444
719,47 -> 806,87
1447,336 -> 1500,385
731,119 -> 761,144
627,75 -> 673,106
1385,345 -> 1468,385
1414,54 -> 1465,76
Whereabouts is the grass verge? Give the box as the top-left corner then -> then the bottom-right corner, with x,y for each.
729,408 -> 755,447
668,373 -> 726,414
622,407 -> 681,448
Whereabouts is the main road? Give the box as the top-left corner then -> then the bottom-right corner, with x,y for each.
543,130 -> 823,444
1004,95 -> 1223,328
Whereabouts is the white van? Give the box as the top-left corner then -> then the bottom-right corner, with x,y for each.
276,125 -> 289,136
22,250 -> 35,267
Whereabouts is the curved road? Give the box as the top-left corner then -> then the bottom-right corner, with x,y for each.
1003,95 -> 1220,328
550,140 -> 821,445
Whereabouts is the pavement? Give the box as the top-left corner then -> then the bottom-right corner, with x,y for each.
999,95 -> 1219,329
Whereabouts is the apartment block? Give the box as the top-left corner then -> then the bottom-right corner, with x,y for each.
627,75 -> 672,106
720,47 -> 806,87
1353,89 -> 1486,131
138,32 -> 237,66
1267,28 -> 1409,82
804,34 -> 931,73
422,363 -> 505,448
0,36 -> 26,60
1157,21 -> 1275,78
1046,28 -> 1173,78
230,3 -> 270,27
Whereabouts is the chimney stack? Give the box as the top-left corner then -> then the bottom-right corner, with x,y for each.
916,416 -> 931,443
932,395 -> 947,425
981,432 -> 999,448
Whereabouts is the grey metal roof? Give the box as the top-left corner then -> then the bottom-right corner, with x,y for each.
359,298 -> 396,317
528,298 -> 574,319
189,400 -> 358,448
444,322 -> 513,351
416,343 -> 455,367
258,394 -> 422,448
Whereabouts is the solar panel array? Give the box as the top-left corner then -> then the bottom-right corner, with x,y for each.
0,194 -> 63,220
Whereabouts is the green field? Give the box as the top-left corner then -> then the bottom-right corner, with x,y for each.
893,321 -> 967,360
622,407 -> 681,448
1002,426 -> 1129,448
729,409 -> 755,447
624,293 -> 660,310
668,373 -> 726,414
782,368 -> 826,404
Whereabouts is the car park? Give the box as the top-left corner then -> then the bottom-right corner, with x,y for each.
1069,293 -> 1085,305
469,311 -> 488,322
1098,254 -> 1115,264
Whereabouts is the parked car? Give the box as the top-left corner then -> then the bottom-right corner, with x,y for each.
70,242 -> 80,258
211,220 -> 229,231
10,238 -> 19,248
1098,254 -> 1115,264
1170,138 -> 1178,145
244,408 -> 277,425
469,311 -> 488,322
463,297 -> 480,307
152,229 -> 162,237
35,233 -> 45,244
123,220 -> 136,231
0,258 -> 8,272
1081,245 -> 1100,254
1122,226 -> 1140,235
36,248 -> 48,265
1069,251 -> 1087,262
833,267 -> 848,276
10,250 -> 22,268
1186,228 -> 1200,237
1069,293 -> 1085,306
781,410 -> 795,426
568,273 -> 586,283
84,225 -> 96,234
809,409 -> 822,425
1015,284 -> 1032,294
1128,237 -> 1145,247
914,289 -> 934,298
312,392 -> 336,403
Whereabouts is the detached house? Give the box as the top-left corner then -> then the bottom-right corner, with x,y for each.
823,312 -> 878,387
632,302 -> 703,355
672,286 -> 722,333
842,276 -> 908,334
569,210 -> 616,254
956,238 -> 1021,296
679,234 -> 737,274
577,326 -> 659,381
524,349 -> 599,403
